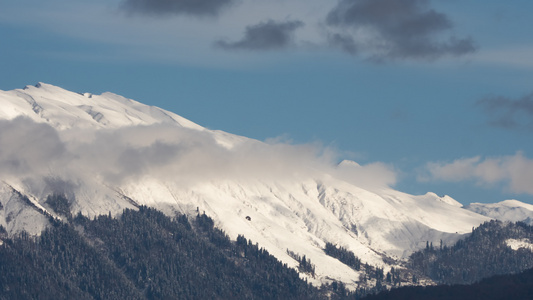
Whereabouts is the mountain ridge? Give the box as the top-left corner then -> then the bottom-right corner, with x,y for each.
1,82 -> 526,288
464,200 -> 533,225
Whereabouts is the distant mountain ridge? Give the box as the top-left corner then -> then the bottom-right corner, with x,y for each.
464,200 -> 533,225
0,83 -> 529,288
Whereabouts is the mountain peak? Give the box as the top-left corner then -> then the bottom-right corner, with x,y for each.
499,199 -> 533,210
464,199 -> 533,225
0,82 -> 504,289
24,82 -> 66,93
34,82 -> 48,89
1,82 -> 206,131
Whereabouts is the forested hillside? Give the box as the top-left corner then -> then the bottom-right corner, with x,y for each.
362,267 -> 533,300
409,220 -> 533,284
0,204 -> 325,299
3,195 -> 533,300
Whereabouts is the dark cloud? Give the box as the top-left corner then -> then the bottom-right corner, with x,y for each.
215,20 -> 304,51
328,33 -> 358,55
326,0 -> 476,60
477,93 -> 533,130
120,0 -> 235,17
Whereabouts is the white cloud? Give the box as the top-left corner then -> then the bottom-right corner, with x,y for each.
0,118 -> 68,176
0,117 -> 397,195
423,156 -> 482,182
337,160 -> 397,189
422,152 -> 533,195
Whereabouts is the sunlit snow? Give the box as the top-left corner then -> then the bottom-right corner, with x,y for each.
0,83 -> 516,288
506,238 -> 533,251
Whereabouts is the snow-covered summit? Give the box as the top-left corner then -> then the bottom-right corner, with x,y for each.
1,82 -> 205,130
464,200 -> 533,225
0,82 -> 247,149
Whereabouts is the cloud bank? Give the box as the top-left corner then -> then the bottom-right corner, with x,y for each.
0,117 -> 397,196
422,152 -> 533,195
0,117 -> 68,176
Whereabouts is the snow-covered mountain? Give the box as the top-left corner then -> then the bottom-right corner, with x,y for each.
0,83 -> 517,288
464,200 -> 533,225
0,82 -> 202,129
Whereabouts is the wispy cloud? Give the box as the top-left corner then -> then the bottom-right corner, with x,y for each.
474,46 -> 533,70
119,0 -> 237,17
477,92 -> 533,130
421,152 -> 533,195
325,0 -> 476,60
215,20 -> 304,51
337,160 -> 398,188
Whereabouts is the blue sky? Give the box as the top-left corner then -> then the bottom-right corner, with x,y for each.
1,0 -> 533,204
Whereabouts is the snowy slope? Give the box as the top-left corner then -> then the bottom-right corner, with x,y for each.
506,238 -> 533,251
0,83 -> 245,149
0,82 -> 203,130
0,83 -> 493,288
0,181 -> 50,236
464,200 -> 533,225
